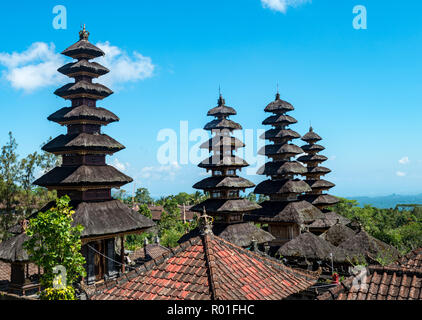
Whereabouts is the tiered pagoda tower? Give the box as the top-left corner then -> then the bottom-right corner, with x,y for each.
184,95 -> 274,248
250,93 -> 324,247
298,127 -> 339,211
33,26 -> 155,284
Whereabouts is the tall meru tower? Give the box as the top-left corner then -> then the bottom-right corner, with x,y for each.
33,26 -> 155,284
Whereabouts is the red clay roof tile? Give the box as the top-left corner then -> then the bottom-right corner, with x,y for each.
90,234 -> 318,300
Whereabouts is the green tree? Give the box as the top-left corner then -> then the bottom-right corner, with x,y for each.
332,197 -> 422,254
0,132 -> 20,235
38,137 -> 61,173
134,187 -> 154,205
18,151 -> 39,217
23,196 -> 86,300
138,203 -> 152,219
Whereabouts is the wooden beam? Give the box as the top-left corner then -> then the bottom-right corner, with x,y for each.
120,236 -> 125,274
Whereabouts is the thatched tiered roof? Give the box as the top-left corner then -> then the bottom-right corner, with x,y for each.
337,230 -> 400,263
58,60 -> 110,78
299,127 -> 339,210
33,165 -> 133,188
30,28 -> 155,242
48,105 -> 119,125
320,223 -> 356,247
250,93 -> 323,231
179,222 -> 275,248
40,133 -> 125,154
250,200 -> 324,224
277,232 -> 347,263
190,94 -> 272,247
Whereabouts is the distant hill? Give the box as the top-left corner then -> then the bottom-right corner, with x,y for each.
347,194 -> 422,209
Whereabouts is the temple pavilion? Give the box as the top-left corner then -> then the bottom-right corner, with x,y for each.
249,93 -> 324,247
180,95 -> 274,248
0,27 -> 155,294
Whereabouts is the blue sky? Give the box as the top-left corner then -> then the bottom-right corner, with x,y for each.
0,0 -> 421,198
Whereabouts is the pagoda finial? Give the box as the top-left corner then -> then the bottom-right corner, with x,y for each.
218,86 -> 225,106
275,84 -> 280,100
199,207 -> 214,235
79,24 -> 90,41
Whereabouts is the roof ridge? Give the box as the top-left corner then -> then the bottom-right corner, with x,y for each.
201,234 -> 221,300
369,265 -> 422,276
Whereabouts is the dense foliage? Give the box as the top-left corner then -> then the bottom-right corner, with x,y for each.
332,198 -> 422,254
23,196 -> 86,300
125,194 -> 199,250
0,132 -> 59,240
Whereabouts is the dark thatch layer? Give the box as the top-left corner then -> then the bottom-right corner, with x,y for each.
277,233 -> 348,263
33,165 -> 133,187
304,166 -> 332,175
199,136 -> 245,150
0,200 -> 156,262
262,114 -> 297,126
254,179 -> 311,195
178,222 -> 275,248
302,194 -> 340,207
297,154 -> 328,163
258,144 -> 303,156
42,133 -> 125,153
198,155 -> 248,168
0,233 -> 30,262
257,161 -> 307,176
301,129 -> 322,143
191,198 -> 261,214
306,179 -> 335,189
62,40 -> 105,59
48,105 -> 119,124
207,96 -> 237,116
301,144 -> 325,153
264,93 -> 294,113
308,211 -> 350,229
193,176 -> 255,190
338,230 -> 400,262
58,60 -> 109,77
260,129 -> 301,140
54,81 -> 113,99
70,200 -> 155,237
250,200 -> 324,224
320,224 -> 356,247
204,118 -> 242,131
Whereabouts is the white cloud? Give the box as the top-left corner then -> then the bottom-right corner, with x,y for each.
139,162 -> 181,181
0,42 -> 66,92
0,41 -> 154,92
398,157 -> 410,165
329,155 -> 337,161
396,171 -> 406,177
95,41 -> 155,87
111,158 -> 130,172
261,0 -> 311,13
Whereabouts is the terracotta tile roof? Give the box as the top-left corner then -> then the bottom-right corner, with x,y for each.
317,265 -> 422,300
394,248 -> 422,270
90,234 -> 319,300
